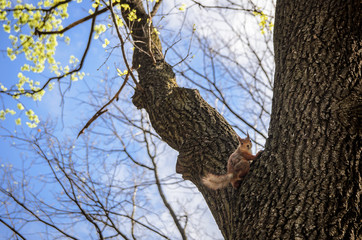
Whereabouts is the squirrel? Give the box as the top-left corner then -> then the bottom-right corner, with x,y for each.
202,134 -> 262,190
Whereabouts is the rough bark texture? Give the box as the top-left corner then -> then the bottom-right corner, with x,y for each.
122,0 -> 361,239
263,1 -> 361,239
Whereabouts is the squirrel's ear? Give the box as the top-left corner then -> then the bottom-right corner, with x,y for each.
246,132 -> 250,140
237,136 -> 243,144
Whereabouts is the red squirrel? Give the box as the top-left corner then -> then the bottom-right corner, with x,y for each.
202,134 -> 261,190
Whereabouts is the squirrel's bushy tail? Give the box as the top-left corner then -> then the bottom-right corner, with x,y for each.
202,173 -> 233,190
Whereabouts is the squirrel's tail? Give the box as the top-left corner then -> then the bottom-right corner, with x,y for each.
202,173 -> 233,190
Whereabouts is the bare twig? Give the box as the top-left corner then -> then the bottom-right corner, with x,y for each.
0,218 -> 26,240
140,116 -> 188,240
77,71 -> 130,138
4,0 -> 71,13
106,0 -> 141,88
35,2 -> 120,35
150,0 -> 163,17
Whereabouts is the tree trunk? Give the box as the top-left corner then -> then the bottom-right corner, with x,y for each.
260,1 -> 361,239
123,0 -> 361,239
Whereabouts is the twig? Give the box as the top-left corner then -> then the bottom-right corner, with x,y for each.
106,0 -> 142,89
77,72 -> 130,138
150,0 -> 163,17
0,218 -> 26,240
35,3 -> 119,35
5,7 -> 99,99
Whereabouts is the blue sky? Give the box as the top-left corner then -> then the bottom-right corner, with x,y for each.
0,2 -> 100,165
0,2 -> 140,238
0,1 -> 273,238
0,2 -> 224,239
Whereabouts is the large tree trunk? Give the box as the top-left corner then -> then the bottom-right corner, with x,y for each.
122,0 -> 361,239
244,0 -> 361,239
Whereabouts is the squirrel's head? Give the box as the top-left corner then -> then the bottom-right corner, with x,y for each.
237,134 -> 252,150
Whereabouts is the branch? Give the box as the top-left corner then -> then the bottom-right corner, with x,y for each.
0,188 -> 78,240
4,0 -> 71,13
191,0 -> 262,14
174,62 -> 268,140
77,71 -> 130,138
109,212 -> 171,239
150,0 -> 163,17
4,6 -> 99,99
35,3 -> 119,35
0,218 -> 26,240
106,0 -> 141,88
141,117 -> 188,240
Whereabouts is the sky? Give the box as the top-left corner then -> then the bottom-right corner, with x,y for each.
0,2 -> 114,238
0,0 -> 274,239
0,1 -> 103,171
0,1 -> 226,239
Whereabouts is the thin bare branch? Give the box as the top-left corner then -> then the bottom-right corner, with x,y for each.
0,218 -> 26,240
150,0 -> 163,17
77,71 -> 130,138
35,3 -> 117,35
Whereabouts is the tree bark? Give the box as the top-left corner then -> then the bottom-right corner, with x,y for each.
246,0 -> 361,239
122,0 -> 361,239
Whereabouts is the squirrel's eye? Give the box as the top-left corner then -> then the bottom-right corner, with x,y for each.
240,142 -> 243,145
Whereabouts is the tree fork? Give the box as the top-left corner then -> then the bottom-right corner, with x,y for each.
121,0 -> 241,176
120,0 -> 361,239
120,2 -> 250,237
